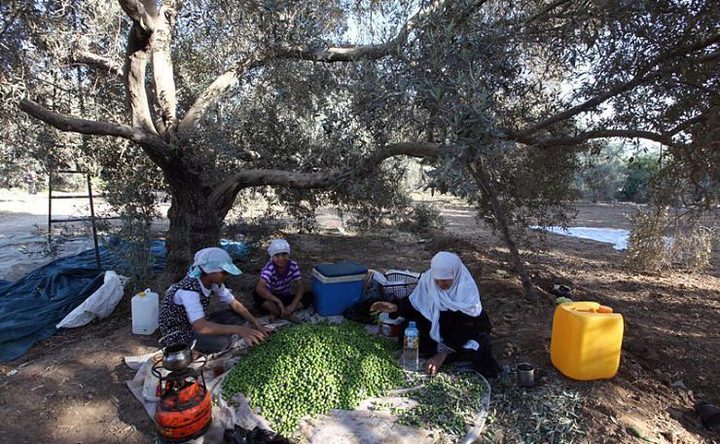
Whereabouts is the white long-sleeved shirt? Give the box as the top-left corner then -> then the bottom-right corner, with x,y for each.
173,279 -> 235,323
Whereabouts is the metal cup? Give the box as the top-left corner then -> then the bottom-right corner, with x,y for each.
517,362 -> 535,387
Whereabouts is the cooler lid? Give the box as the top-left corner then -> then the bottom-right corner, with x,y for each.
314,261 -> 368,277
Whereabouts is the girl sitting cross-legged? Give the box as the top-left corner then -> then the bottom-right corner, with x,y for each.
253,239 -> 314,321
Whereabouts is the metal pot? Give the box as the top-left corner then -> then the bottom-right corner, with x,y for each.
162,339 -> 196,371
516,362 -> 535,387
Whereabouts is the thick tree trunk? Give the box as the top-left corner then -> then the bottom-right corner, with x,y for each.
468,162 -> 538,302
164,179 -> 224,280
150,1 -> 178,134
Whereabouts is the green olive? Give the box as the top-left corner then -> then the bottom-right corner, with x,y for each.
222,322 -> 404,437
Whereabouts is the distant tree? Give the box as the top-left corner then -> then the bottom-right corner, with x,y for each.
576,144 -> 626,202
618,155 -> 661,203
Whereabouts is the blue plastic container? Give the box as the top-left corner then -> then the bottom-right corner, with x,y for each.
312,262 -> 368,316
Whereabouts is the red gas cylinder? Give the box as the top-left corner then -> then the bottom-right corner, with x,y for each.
153,359 -> 212,442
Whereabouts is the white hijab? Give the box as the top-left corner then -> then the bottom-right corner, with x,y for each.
409,252 -> 483,343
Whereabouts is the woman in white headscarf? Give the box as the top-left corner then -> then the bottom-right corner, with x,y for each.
371,252 -> 500,377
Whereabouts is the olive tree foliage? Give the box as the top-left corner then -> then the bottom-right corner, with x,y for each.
10,0 -> 720,293
345,0 -> 718,298
0,1 -> 82,186
1,1 -> 162,198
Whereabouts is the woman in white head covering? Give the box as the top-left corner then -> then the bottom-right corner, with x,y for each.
372,252 -> 500,377
159,247 -> 270,353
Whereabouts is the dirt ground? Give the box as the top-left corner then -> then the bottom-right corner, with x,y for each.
439,200 -> 720,444
0,196 -> 719,444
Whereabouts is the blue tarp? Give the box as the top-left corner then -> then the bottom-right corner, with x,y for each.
220,239 -> 251,261
0,280 -> 12,294
0,239 -> 248,362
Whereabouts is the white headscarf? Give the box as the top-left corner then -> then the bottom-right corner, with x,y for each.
409,252 -> 483,343
268,239 -> 291,257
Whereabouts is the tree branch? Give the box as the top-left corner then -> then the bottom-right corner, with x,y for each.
517,73 -> 664,139
150,0 -> 178,134
524,0 -> 573,24
70,50 -> 123,76
466,159 -> 537,301
275,45 -> 391,62
665,108 -> 716,137
273,0 -> 451,63
118,0 -> 157,32
655,33 -> 720,66
0,3 -> 30,43
514,106 -> 717,148
350,141 -> 441,178
124,23 -> 156,133
176,53 -> 271,138
516,33 -> 720,138
178,1 -> 446,137
176,41 -> 403,138
518,129 -> 676,147
176,42 -> 398,137
18,98 -> 171,161
208,142 -> 440,205
697,48 -> 720,64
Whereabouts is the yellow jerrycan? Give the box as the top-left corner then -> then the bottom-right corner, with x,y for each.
550,301 -> 624,380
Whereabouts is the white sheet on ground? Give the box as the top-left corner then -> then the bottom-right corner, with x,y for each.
533,226 -> 630,250
124,310 -> 343,443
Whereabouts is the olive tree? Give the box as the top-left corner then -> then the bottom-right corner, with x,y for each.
14,0 -> 440,275
11,0 -> 719,294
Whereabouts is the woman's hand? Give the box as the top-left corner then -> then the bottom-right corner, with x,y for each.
238,325 -> 266,346
254,323 -> 272,335
425,351 -> 449,376
370,301 -> 397,314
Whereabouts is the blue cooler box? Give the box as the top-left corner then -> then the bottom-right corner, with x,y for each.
312,262 -> 368,316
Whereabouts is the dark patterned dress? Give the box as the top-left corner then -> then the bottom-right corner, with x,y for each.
158,277 -> 211,347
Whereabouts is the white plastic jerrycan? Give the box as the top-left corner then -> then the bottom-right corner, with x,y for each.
131,288 -> 159,335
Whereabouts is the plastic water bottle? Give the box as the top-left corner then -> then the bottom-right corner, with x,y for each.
402,321 -> 420,372
131,288 -> 159,335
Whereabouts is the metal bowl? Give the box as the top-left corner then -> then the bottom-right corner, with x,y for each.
162,341 -> 194,371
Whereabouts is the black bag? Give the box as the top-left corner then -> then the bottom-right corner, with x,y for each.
342,297 -> 380,324
223,426 -> 292,444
